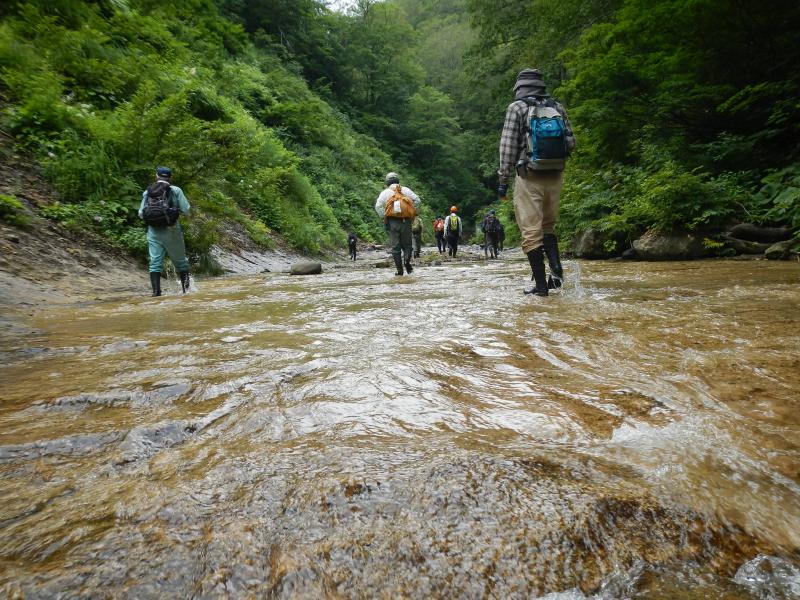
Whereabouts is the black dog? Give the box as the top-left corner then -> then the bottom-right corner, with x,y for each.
348,233 -> 357,261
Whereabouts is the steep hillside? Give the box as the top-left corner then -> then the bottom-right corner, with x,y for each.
0,0 -> 439,272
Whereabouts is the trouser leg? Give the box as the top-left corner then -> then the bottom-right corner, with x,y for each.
448,235 -> 459,257
147,230 -> 167,273
513,171 -> 563,254
162,225 -> 190,273
400,221 -> 413,272
388,219 -> 404,275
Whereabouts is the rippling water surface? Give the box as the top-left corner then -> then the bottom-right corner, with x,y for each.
1,256 -> 799,598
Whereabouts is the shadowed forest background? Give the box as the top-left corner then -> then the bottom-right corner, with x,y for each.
0,0 -> 798,270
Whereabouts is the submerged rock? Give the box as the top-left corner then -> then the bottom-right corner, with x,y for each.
290,261 -> 322,275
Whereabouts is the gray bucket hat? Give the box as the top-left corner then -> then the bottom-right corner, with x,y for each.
513,68 -> 546,94
385,172 -> 400,185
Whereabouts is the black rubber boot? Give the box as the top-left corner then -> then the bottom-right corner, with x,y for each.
150,271 -> 162,297
543,233 -> 563,289
524,247 -> 549,296
179,271 -> 190,293
404,253 -> 413,274
393,254 -> 404,276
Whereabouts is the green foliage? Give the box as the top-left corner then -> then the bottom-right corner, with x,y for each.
0,194 -> 31,227
4,0 -> 797,266
463,0 -> 800,251
558,152 -> 751,249
753,165 -> 800,237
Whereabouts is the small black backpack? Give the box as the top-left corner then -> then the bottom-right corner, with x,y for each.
142,181 -> 179,227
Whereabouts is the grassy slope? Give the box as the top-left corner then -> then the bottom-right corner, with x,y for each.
0,0 -> 434,269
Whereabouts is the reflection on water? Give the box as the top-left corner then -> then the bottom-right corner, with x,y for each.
1,257 -> 799,598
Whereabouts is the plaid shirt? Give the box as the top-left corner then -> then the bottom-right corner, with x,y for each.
497,98 -> 575,184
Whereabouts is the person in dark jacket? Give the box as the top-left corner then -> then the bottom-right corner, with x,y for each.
348,232 -> 358,261
481,209 -> 501,259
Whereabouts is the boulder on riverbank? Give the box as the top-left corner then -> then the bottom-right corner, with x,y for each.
764,240 -> 794,260
632,230 -> 708,261
571,228 -> 624,259
290,261 -> 323,275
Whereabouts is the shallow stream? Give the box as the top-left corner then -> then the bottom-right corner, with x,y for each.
1,255 -> 799,598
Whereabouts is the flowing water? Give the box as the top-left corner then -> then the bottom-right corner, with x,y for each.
1,256 -> 799,599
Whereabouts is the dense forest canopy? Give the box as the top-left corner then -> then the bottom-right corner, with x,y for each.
1,0 -> 798,267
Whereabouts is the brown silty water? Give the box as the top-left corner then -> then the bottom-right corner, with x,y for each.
1,256 -> 799,599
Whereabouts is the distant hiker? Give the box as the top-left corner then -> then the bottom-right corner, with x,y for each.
411,215 -> 423,258
482,209 -> 500,259
498,68 -> 575,296
347,232 -> 358,261
374,172 -> 421,276
444,206 -> 462,258
139,166 -> 191,297
497,219 -> 505,252
433,216 -> 446,253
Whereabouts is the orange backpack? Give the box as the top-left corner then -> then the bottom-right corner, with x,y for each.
384,186 -> 417,220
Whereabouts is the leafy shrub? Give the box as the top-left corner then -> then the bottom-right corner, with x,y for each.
754,164 -> 800,236
0,194 -> 31,227
39,201 -> 79,224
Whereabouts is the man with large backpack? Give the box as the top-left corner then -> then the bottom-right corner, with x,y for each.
497,69 -> 575,296
444,206 -> 462,257
139,166 -> 191,296
374,172 -> 421,276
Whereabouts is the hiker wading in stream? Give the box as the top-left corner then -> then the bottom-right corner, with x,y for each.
139,166 -> 191,296
374,172 -> 421,276
445,206 -> 462,257
498,68 -> 576,296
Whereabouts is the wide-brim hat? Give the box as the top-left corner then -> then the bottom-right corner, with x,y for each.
513,68 -> 546,92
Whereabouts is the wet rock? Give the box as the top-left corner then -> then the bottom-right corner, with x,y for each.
0,431 -> 123,461
734,555 -> 800,599
117,419 -> 197,464
99,339 -> 149,354
571,228 -> 623,259
621,247 -> 638,260
728,223 -> 792,244
290,261 -> 322,275
632,230 -> 707,260
764,239 -> 794,260
50,383 -> 191,409
374,260 -> 392,268
723,235 -> 772,255
7,234 -> 20,243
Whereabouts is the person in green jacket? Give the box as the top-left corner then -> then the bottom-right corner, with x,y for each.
138,166 -> 191,296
